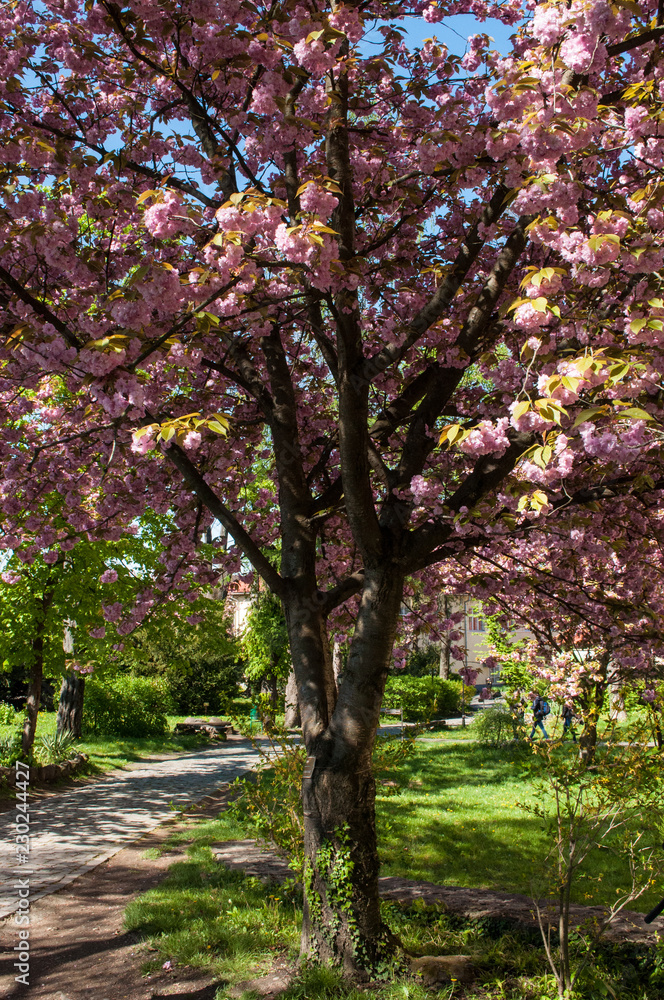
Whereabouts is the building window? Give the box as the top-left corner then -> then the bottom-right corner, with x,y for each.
468,615 -> 484,632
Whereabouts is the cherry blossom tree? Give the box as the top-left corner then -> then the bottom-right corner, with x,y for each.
2,0 -> 664,972
466,498 -> 664,757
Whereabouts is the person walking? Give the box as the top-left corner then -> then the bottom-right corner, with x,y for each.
562,702 -> 577,742
529,693 -> 550,740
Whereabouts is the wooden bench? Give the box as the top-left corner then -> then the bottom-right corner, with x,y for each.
174,717 -> 232,739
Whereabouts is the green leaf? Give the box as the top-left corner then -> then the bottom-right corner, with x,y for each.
573,407 -> 604,428
619,407 -> 654,421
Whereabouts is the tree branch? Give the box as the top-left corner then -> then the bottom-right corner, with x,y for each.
162,439 -> 285,596
405,429 -> 537,570
0,265 -> 81,349
360,183 -> 510,380
607,25 -> 664,56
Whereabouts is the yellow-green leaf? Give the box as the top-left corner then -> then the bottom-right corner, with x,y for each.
136,189 -> 159,205
573,406 -> 604,428
619,407 -> 654,421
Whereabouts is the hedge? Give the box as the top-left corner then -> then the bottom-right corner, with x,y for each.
383,676 -> 472,721
83,675 -> 170,737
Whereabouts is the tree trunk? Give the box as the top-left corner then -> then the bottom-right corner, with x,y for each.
332,640 -> 344,687
439,595 -> 452,679
21,638 -> 44,757
609,682 -> 627,723
292,567 -> 404,975
578,660 -> 609,765
56,673 -> 86,737
302,764 -> 383,975
284,668 -> 300,728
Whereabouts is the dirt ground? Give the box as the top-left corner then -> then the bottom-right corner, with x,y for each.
0,791 -> 230,1000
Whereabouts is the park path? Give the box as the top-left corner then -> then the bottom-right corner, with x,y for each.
0,738 -> 261,920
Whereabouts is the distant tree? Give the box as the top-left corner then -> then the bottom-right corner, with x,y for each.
241,591 -> 291,722
125,599 -> 243,715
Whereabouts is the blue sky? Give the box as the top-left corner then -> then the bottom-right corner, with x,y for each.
405,13 -> 515,51
379,13 -> 517,58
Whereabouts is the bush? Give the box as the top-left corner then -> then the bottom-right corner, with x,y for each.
383,676 -> 471,721
402,645 -> 440,677
36,731 -> 76,764
163,662 -> 241,716
474,705 -> 524,746
0,701 -> 20,725
83,675 -> 170,737
0,727 -> 23,767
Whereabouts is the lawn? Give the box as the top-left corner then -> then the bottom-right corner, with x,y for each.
123,753 -> 664,1000
376,740 -> 663,913
0,710 -> 215,778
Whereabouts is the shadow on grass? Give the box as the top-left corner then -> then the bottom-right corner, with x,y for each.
376,742 -> 663,912
124,847 -> 300,982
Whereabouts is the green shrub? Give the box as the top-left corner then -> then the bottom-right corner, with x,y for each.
36,731 -> 76,764
0,727 -> 23,767
0,701 -> 19,725
163,662 -> 241,716
83,675 -> 170,737
474,705 -> 524,746
402,645 -> 440,677
383,676 -> 470,721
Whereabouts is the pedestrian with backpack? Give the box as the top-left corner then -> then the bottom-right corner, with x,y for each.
562,702 -> 577,742
529,693 -> 550,740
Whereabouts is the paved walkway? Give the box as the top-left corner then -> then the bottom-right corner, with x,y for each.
0,739 -> 261,920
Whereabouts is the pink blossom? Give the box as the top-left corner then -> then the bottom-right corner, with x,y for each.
299,183 -> 339,218
131,427 -> 156,455
560,34 -> 606,73
182,430 -> 202,451
458,419 -> 510,458
143,192 -> 184,239
100,568 -> 118,583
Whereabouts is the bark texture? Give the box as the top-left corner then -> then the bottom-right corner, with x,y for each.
292,568 -> 404,975
21,642 -> 43,756
284,668 -> 301,728
56,673 -> 86,737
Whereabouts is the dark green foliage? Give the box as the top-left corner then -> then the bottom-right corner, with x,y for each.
241,591 -> 290,686
83,675 -> 170,736
125,601 -> 243,715
384,676 -> 467,721
401,645 -> 440,678
474,705 -> 525,746
162,659 -> 242,716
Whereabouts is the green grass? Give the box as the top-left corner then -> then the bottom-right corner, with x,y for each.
124,806 -> 664,1000
120,734 -> 664,999
0,711 -> 214,777
376,741 -> 663,913
124,829 -> 301,984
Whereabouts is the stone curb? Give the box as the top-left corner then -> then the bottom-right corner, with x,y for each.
0,753 -> 88,786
